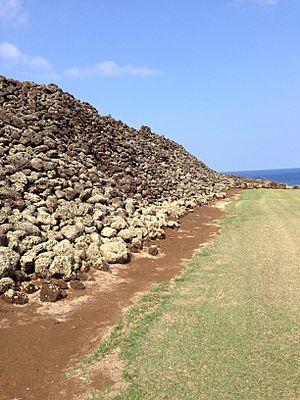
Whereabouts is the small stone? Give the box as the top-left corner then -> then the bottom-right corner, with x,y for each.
148,245 -> 159,256
118,227 -> 136,242
14,222 -> 41,236
70,280 -> 85,290
37,210 -> 53,225
79,188 -> 92,202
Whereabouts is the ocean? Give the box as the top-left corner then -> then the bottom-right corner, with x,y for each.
223,168 -> 300,186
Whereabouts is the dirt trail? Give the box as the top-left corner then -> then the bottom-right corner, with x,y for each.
0,189 -> 239,400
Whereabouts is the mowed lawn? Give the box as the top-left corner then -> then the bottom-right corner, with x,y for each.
84,189 -> 300,400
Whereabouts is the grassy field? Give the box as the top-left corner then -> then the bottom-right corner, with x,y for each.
80,189 -> 300,400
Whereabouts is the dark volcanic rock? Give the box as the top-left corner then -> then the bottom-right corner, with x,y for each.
2,289 -> 28,305
70,280 -> 85,290
40,282 -> 68,302
22,282 -> 39,294
148,245 -> 159,256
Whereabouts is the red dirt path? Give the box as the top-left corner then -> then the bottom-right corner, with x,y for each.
0,189 -> 240,400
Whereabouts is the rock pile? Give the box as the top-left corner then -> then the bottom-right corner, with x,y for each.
226,174 -> 300,190
0,75 -> 232,303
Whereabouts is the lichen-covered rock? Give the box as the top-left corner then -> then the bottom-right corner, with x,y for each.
14,222 -> 40,236
87,194 -> 107,204
216,192 -> 226,199
0,277 -> 15,295
36,210 -> 54,225
110,216 -> 127,230
53,239 -> 73,256
101,227 -> 117,238
61,224 -> 85,241
0,247 -> 20,278
86,242 -> 101,262
167,220 -> 179,228
100,239 -> 129,264
34,252 -> 54,277
118,227 -> 137,242
49,255 -> 73,278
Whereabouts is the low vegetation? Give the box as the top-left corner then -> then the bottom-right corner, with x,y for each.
77,189 -> 300,399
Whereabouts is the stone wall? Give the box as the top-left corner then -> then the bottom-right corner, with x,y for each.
0,76 -> 232,303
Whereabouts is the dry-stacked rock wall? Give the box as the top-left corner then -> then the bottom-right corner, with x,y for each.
0,75 -> 232,302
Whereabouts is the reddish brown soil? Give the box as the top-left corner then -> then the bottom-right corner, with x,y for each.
0,189 -> 240,400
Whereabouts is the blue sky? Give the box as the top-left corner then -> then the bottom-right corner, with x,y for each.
0,0 -> 299,171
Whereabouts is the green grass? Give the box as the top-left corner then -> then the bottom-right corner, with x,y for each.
80,189 -> 300,400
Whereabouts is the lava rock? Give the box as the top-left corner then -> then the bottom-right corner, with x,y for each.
0,277 -> 15,295
148,245 -> 159,256
100,239 -> 130,264
70,280 -> 85,290
39,282 -> 67,302
22,282 -> 39,294
0,247 -> 20,279
2,289 -> 28,305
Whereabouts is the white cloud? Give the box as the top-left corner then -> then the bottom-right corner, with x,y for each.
0,42 -> 51,69
0,42 -> 160,80
0,41 -> 22,61
65,60 -> 161,78
0,0 -> 28,25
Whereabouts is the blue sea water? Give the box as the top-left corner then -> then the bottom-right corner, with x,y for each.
223,168 -> 300,186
